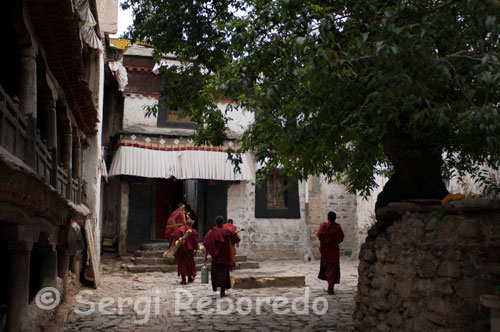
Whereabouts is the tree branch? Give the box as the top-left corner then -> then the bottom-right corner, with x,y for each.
446,50 -> 499,65
442,56 -> 477,108
421,0 -> 460,15
339,55 -> 374,64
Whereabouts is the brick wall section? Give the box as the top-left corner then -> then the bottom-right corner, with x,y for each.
354,199 -> 500,331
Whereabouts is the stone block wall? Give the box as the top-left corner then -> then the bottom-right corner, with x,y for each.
354,199 -> 500,331
227,181 -> 312,261
307,176 -> 359,259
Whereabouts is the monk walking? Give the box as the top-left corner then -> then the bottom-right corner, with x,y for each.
317,211 -> 344,295
203,216 -> 241,297
223,219 -> 237,271
173,219 -> 199,284
165,203 -> 187,247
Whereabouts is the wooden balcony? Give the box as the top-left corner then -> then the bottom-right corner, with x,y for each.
0,85 -> 28,161
0,85 -> 83,204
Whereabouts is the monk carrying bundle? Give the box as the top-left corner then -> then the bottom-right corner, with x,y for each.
173,218 -> 199,284
223,219 -> 237,271
165,203 -> 187,246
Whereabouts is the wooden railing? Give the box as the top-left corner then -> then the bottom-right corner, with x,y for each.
35,134 -> 52,184
71,178 -> 82,204
56,165 -> 69,198
0,84 -> 83,204
0,85 -> 28,161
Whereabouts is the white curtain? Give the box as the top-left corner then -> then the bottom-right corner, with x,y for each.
109,146 -> 253,181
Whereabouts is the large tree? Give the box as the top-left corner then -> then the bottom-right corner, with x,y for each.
123,0 -> 500,208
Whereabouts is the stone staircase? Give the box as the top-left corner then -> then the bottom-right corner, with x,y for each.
127,242 -> 259,273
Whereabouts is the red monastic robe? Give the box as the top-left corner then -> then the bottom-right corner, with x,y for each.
203,225 -> 240,291
173,225 -> 199,278
222,223 -> 237,267
164,208 -> 186,242
317,221 -> 344,285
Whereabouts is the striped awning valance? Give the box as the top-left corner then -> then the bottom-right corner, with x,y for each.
108,145 -> 253,181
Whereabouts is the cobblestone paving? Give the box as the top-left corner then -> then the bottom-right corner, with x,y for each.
56,259 -> 358,332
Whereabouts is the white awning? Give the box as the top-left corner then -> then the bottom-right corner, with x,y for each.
108,145 -> 253,181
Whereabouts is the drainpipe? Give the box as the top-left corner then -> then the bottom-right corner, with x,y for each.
305,178 -> 309,218
302,177 -> 313,261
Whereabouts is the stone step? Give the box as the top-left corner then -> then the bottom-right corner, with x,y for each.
137,242 -> 244,255
230,270 -> 305,289
139,242 -> 170,251
132,255 -> 248,265
127,261 -> 259,273
134,250 -> 165,258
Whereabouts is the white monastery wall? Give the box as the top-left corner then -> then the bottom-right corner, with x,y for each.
122,95 -> 158,129
226,176 -> 311,261
217,101 -> 254,135
307,177 -> 359,259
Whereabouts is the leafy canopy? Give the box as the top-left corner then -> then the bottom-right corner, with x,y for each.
123,0 -> 500,195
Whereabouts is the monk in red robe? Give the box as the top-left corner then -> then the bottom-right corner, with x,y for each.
165,203 -> 186,247
203,216 -> 240,297
173,219 -> 199,284
317,211 -> 344,295
223,219 -> 238,271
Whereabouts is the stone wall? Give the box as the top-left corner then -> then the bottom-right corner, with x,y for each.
354,199 -> 500,331
227,176 -> 361,262
307,176 -> 359,259
227,181 -> 312,261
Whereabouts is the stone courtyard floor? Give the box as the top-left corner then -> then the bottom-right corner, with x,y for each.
54,257 -> 358,332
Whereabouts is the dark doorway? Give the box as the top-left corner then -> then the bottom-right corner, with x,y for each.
127,182 -> 154,251
154,179 -> 184,239
0,241 -> 8,327
29,243 -> 42,302
199,180 -> 228,239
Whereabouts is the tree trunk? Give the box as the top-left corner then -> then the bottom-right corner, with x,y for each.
375,132 -> 449,210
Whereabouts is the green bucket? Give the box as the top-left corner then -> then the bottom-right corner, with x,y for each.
201,264 -> 209,284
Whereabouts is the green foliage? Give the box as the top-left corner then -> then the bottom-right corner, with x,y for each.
123,0 -> 500,196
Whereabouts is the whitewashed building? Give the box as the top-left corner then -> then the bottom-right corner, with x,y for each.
103,41 -> 375,262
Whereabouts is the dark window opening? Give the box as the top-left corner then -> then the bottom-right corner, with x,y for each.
156,77 -> 195,129
0,242 -> 8,308
156,106 -> 196,129
266,169 -> 287,209
255,169 -> 300,219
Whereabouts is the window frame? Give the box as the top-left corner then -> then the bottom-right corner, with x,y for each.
255,170 -> 301,219
156,76 -> 196,129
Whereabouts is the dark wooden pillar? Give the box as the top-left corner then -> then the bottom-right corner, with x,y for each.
18,47 -> 36,117
7,241 -> 32,332
19,47 -> 37,169
46,103 -> 58,188
64,125 -> 72,199
72,135 -> 81,178
57,247 -> 69,301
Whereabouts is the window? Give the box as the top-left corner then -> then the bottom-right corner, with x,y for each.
156,106 -> 196,129
156,77 -> 195,129
266,169 -> 286,209
255,169 -> 300,219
